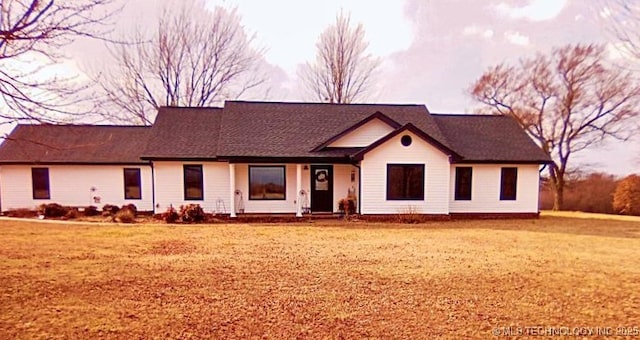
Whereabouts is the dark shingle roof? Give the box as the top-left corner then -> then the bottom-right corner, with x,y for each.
432,114 -> 551,163
0,125 -> 151,164
216,101 -> 449,158
141,107 -> 222,159
0,102 -> 550,165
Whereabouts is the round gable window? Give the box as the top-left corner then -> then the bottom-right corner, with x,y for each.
401,135 -> 412,147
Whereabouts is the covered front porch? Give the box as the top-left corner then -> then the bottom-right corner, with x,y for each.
227,163 -> 359,217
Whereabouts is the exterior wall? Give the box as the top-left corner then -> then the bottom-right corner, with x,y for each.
153,161 -> 230,213
143,161 -> 360,215
231,164 -> 358,213
0,164 -> 153,211
328,119 -> 395,147
448,164 -> 541,213
333,164 -> 359,212
233,164 -> 299,213
360,131 -> 451,214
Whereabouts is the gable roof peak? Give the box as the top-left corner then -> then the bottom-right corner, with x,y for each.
311,111 -> 402,151
350,122 -> 460,161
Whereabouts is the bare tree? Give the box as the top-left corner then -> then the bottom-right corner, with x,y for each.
603,0 -> 640,61
602,1 -> 640,166
470,44 -> 640,210
94,3 -> 265,125
299,11 -> 379,104
0,0 -> 119,123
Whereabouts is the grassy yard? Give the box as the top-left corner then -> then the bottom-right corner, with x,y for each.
0,217 -> 639,338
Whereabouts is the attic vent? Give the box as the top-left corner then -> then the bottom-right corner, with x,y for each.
401,135 -> 412,147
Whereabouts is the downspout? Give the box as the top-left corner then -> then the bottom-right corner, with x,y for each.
150,162 -> 156,214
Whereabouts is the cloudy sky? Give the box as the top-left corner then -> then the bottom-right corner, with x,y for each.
64,0 -> 636,175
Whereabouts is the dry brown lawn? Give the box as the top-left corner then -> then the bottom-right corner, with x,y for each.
0,217 -> 639,339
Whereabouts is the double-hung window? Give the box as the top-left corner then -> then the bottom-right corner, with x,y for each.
500,167 -> 518,200
32,168 -> 50,199
455,167 -> 472,201
124,168 -> 142,199
184,165 -> 204,200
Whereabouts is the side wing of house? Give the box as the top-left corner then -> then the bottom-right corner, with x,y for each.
449,164 -> 541,215
0,124 -> 154,212
434,114 -> 550,216
0,164 -> 153,211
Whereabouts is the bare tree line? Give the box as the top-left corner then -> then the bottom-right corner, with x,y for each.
93,3 -> 267,125
1,1 -> 382,125
0,0 -> 119,123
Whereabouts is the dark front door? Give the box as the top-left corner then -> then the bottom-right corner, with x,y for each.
311,165 -> 333,212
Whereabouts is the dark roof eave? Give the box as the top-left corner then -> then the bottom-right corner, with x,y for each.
140,156 -> 218,161
0,161 -> 152,165
219,155 -> 355,164
452,159 -> 552,164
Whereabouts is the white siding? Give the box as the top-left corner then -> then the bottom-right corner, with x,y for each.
233,164 -> 298,213
148,162 -> 360,215
360,131 -> 451,214
449,164 -> 541,213
333,164 -> 359,212
0,164 -> 153,211
328,119 -> 395,147
229,163 -> 358,214
153,161 -> 229,214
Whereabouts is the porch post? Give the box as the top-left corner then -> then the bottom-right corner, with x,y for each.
296,164 -> 302,217
229,163 -> 236,218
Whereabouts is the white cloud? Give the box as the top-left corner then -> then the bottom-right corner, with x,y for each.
496,0 -> 567,21
483,29 -> 494,39
599,6 -> 612,19
462,25 -> 494,39
504,31 -> 530,46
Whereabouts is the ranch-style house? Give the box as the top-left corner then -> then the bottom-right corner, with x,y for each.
0,101 -> 551,218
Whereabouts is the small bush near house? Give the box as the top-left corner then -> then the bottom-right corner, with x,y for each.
5,208 -> 38,218
162,206 -> 179,223
64,208 -> 79,220
179,204 -> 206,223
337,198 -> 357,216
113,209 -> 136,223
396,206 -> 424,224
121,204 -> 138,215
38,203 -> 69,218
101,204 -> 120,216
83,206 -> 99,217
